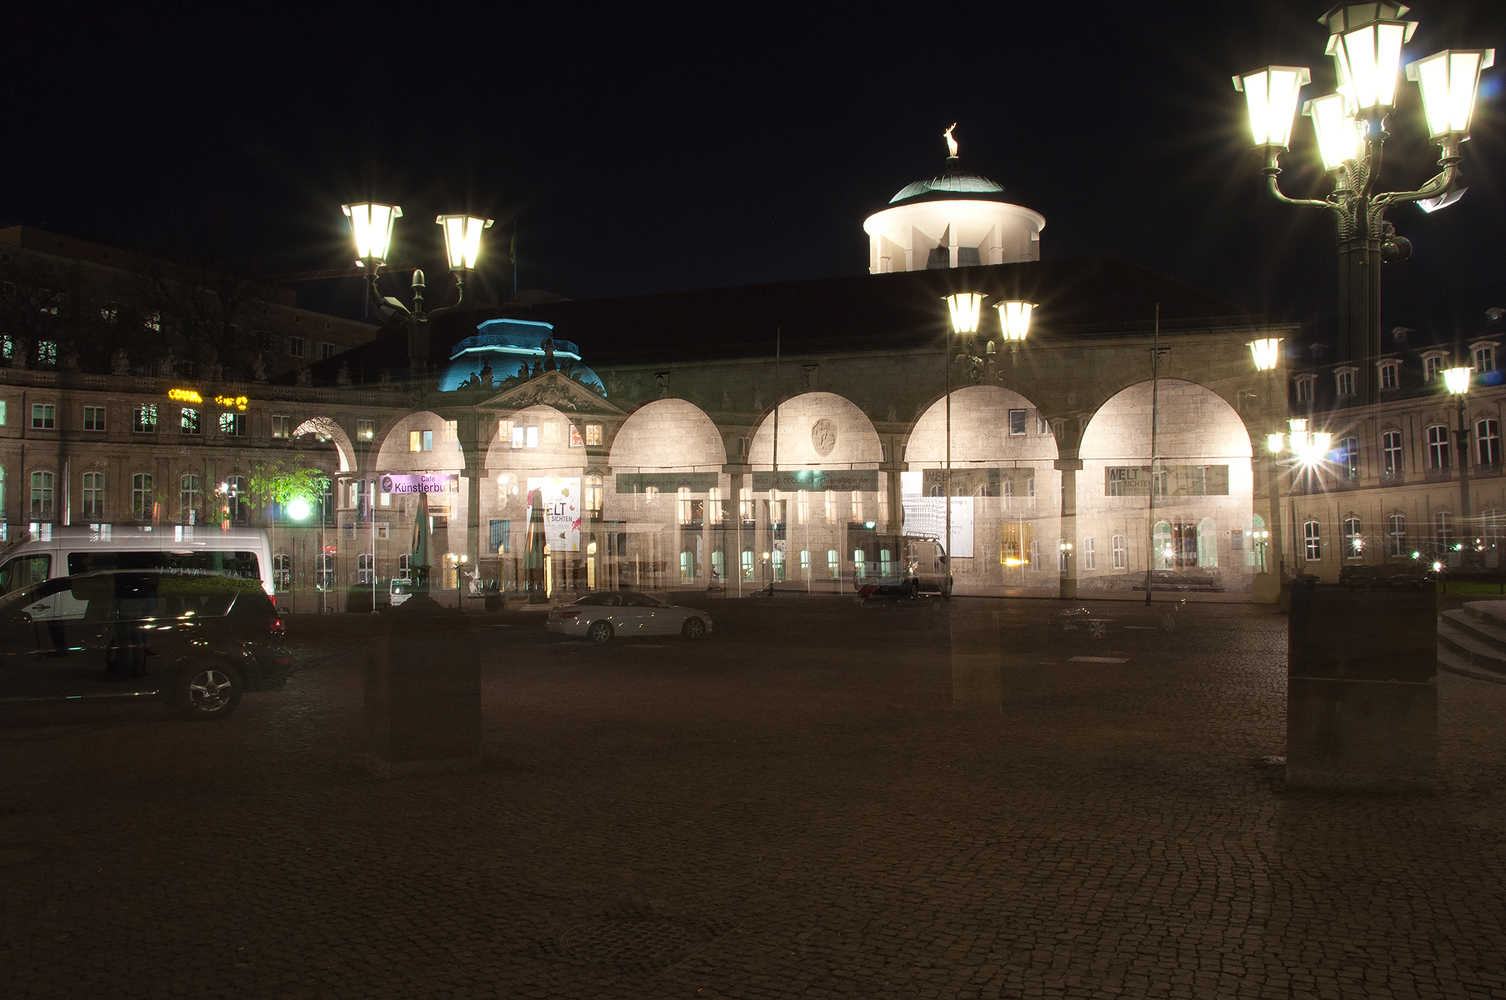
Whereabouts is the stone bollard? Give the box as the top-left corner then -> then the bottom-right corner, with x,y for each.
364,595 -> 481,777
1286,582 -> 1436,791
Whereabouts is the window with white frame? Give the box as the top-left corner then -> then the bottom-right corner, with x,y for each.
30,471 -> 54,520
30,403 -> 54,429
824,490 -> 837,522
586,475 -> 603,514
585,424 -> 603,446
676,487 -> 692,525
1036,414 -> 1050,436
827,549 -> 839,579
82,471 -> 104,519
1387,513 -> 1407,557
1340,436 -> 1359,479
357,553 -> 374,584
1295,376 -> 1314,402
1380,362 -> 1398,389
1343,516 -> 1362,559
288,336 -> 307,358
320,342 -> 336,361
442,420 -> 458,441
1474,344 -> 1496,373
1477,419 -> 1500,467
409,429 -> 434,452
1082,536 -> 1096,571
739,486 -> 753,522
1008,409 -> 1026,435
315,553 -> 334,590
796,490 -> 809,524
851,491 -> 864,522
1304,520 -> 1321,561
1435,511 -> 1453,553
133,404 -> 157,433
272,415 -> 291,439
225,475 -> 248,523
179,474 -> 202,524
741,549 -> 754,581
273,553 -> 292,592
81,405 -> 104,432
219,412 -> 245,436
799,549 -> 811,580
1427,425 -> 1451,469
1336,369 -> 1355,397
132,473 -> 153,520
1425,355 -> 1444,382
397,553 -> 410,580
181,408 -> 200,434
853,549 -> 867,579
1382,430 -> 1403,475
1111,534 -> 1127,570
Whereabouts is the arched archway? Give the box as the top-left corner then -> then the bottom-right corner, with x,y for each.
1078,379 -> 1254,593
291,416 -> 355,473
370,411 -> 469,594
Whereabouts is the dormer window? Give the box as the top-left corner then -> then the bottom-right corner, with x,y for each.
1295,375 -> 1315,403
1379,361 -> 1399,389
1423,353 -> 1447,382
1335,367 -> 1357,397
1472,342 -> 1497,373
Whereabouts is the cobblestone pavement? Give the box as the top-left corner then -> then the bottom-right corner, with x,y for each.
1,597 -> 1503,999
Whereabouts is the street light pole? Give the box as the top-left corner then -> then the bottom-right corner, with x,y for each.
1250,338 -> 1287,594
1444,366 -> 1473,550
1235,6 -> 1494,405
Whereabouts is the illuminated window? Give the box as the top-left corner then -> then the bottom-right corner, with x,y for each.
219,412 -> 245,436
1111,534 -> 1127,570
739,486 -> 753,522
800,550 -> 811,579
133,404 -> 157,433
30,404 -> 54,429
824,490 -> 837,522
179,474 -> 202,524
585,475 -> 603,514
0,400 -> 6,425
82,472 -> 104,519
1382,431 -> 1402,475
442,420 -> 458,441
37,341 -> 57,366
357,553 -> 374,585
1427,425 -> 1450,469
796,490 -> 809,524
851,491 -> 863,522
1477,419 -> 1500,467
510,425 -> 524,449
273,554 -> 292,592
677,487 -> 692,525
827,549 -> 840,579
357,419 -> 374,442
1082,536 -> 1096,571
132,473 -> 154,520
854,549 -> 867,580
741,548 -> 755,581
83,405 -> 105,431
1380,362 -> 1398,389
272,415 -> 291,439
1343,516 -> 1362,559
880,549 -> 892,577
569,424 -> 583,448
397,554 -> 410,580
1387,513 -> 1407,557
410,430 -> 433,452
585,424 -> 603,446
224,476 -> 249,523
526,426 -> 538,449
181,408 -> 200,434
30,471 -> 54,520
1304,520 -> 1321,561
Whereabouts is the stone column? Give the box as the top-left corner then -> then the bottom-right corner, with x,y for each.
1054,456 -> 1082,599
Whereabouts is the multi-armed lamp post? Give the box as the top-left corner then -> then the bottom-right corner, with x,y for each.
1235,3 -> 1494,406
943,293 -> 1036,587
341,204 -> 493,377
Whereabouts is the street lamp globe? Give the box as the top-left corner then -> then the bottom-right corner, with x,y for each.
944,292 -> 987,335
1303,93 -> 1365,170
1233,66 -> 1311,149
1248,337 -> 1283,371
341,203 -> 402,267
437,215 -> 494,271
996,301 -> 1035,342
287,497 -> 312,521
1321,3 -> 1417,113
1407,49 -> 1497,140
1443,366 -> 1472,395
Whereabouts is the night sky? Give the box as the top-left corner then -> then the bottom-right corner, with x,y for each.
6,1 -> 1504,342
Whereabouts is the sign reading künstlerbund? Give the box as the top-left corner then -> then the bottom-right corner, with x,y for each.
380,474 -> 459,495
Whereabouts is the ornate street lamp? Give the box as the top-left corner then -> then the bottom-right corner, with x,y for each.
943,292 -> 987,588
1234,4 -> 1495,406
1248,337 -> 1287,584
1443,365 -> 1473,537
340,203 -> 494,376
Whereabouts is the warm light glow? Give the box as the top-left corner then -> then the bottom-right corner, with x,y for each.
1267,433 -> 1285,454
213,394 -> 248,411
1233,66 -> 1311,148
1407,49 -> 1496,138
1303,93 -> 1364,170
342,203 -> 401,265
437,215 -> 493,270
1289,418 -> 1308,433
287,497 -> 312,520
1326,9 -> 1416,112
1248,338 -> 1282,371
945,292 -> 986,334
996,301 -> 1034,342
1443,366 -> 1472,395
167,388 -> 203,404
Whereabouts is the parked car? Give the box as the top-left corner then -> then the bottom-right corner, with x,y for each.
0,570 -> 292,719
546,591 -> 712,643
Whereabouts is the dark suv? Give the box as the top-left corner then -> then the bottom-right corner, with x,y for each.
0,570 -> 291,719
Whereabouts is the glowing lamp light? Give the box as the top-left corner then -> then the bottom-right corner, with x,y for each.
437,215 -> 493,270
945,292 -> 987,334
1248,337 -> 1282,371
1267,433 -> 1285,454
1303,93 -> 1364,170
996,301 -> 1035,342
1407,49 -> 1496,139
1443,366 -> 1472,395
1322,4 -> 1416,112
1233,66 -> 1311,148
342,203 -> 401,266
286,497 -> 312,521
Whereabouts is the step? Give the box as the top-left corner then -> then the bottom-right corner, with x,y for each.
1436,619 -> 1506,675
1437,644 -> 1506,684
1442,608 -> 1506,655
1462,600 -> 1506,625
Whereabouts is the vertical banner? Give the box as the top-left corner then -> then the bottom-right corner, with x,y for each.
527,477 -> 581,552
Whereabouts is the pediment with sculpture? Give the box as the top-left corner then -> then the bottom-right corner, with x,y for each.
476,370 -> 624,415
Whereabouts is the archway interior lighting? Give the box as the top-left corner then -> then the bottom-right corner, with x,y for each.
437,215 -> 493,270
1443,366 -> 1472,395
1248,337 -> 1282,372
1233,66 -> 1311,148
1408,49 -> 1496,139
996,301 -> 1035,342
945,293 -> 987,335
342,203 -> 401,266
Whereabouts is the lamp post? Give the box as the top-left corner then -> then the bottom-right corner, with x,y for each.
1235,5 -> 1494,406
1249,337 -> 1287,594
1267,417 -> 1333,573
1444,365 -> 1472,551
341,204 -> 493,377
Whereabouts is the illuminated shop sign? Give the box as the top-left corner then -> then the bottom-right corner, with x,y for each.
214,395 -> 249,411
380,473 -> 459,495
167,388 -> 203,404
167,389 -> 248,411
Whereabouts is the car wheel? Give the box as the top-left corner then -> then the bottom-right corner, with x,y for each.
178,663 -> 242,719
587,620 -> 614,644
681,617 -> 707,641
906,580 -> 920,600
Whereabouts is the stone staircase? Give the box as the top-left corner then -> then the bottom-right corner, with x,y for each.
1437,601 -> 1506,683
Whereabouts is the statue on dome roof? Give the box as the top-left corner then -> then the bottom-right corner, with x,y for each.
944,123 -> 959,158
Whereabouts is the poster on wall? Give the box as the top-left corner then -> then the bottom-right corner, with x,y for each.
528,477 -> 581,552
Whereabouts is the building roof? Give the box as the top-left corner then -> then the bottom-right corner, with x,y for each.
890,169 -> 1008,205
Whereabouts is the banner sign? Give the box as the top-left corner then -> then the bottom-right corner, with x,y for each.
614,472 -> 719,494
528,477 -> 581,552
751,469 -> 880,492
380,474 -> 459,495
920,467 -> 1036,497
1104,465 -> 1229,497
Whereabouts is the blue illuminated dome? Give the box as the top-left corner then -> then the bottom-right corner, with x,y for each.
439,318 -> 605,392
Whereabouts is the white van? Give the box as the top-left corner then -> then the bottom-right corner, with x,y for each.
0,525 -> 276,620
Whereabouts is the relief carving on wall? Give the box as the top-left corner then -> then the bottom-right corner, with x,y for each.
811,418 -> 838,457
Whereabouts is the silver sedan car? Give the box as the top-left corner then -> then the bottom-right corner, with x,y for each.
545,591 -> 712,643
